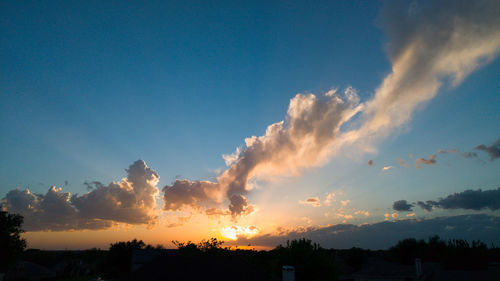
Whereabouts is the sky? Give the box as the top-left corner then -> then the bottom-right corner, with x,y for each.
1,0 -> 500,250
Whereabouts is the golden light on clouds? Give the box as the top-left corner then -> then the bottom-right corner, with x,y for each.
220,225 -> 259,241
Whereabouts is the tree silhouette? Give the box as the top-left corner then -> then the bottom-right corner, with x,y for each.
0,210 -> 27,271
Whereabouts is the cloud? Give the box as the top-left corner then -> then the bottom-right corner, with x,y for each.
392,200 -> 414,211
367,160 -> 373,166
462,152 -> 478,158
354,210 -> 371,217
337,0 -> 500,154
1,160 -> 159,231
205,207 -> 230,218
382,166 -> 393,171
324,193 -> 336,206
417,187 -> 500,212
415,154 -> 436,168
228,194 -> 255,217
417,201 -> 435,212
438,148 -> 459,154
397,158 -> 410,168
299,197 -> 321,207
232,214 -> 500,250
475,138 -> 500,160
162,88 -> 362,218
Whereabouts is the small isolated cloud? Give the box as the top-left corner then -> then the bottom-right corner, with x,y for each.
438,148 -> 459,154
462,152 -> 478,158
392,200 -> 414,211
299,197 -> 321,207
384,213 -> 398,220
416,187 -> 500,212
415,154 -> 436,168
475,138 -> 500,160
397,158 -> 410,168
324,193 -> 336,206
382,166 -> 393,171
354,210 -> 371,217
367,160 -> 373,166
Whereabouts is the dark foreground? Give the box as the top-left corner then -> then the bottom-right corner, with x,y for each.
4,237 -> 500,281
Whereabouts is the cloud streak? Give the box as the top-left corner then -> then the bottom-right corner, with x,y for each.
337,0 -> 500,153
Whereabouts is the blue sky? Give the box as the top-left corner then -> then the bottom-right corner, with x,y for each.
1,0 -> 500,249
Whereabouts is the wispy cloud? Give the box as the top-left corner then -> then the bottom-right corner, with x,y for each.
438,148 -> 459,154
415,154 -> 436,168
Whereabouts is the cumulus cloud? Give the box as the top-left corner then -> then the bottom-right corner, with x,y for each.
415,154 -> 436,168
231,214 -> 500,250
392,200 -> 414,211
299,197 -> 321,207
416,187 -> 500,212
1,160 -> 159,231
163,88 -> 362,218
475,138 -> 500,160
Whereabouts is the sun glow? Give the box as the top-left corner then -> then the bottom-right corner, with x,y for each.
220,225 -> 259,240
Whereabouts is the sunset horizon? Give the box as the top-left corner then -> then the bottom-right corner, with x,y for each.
2,0 -> 500,253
